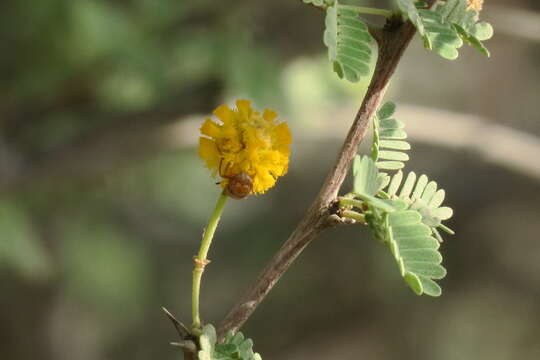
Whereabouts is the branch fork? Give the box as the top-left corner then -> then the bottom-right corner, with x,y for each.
216,10 -> 428,338
165,0 -> 438,345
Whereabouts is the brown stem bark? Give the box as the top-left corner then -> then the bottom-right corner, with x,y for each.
217,4 -> 435,339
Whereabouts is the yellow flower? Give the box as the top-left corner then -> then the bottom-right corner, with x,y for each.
199,99 -> 292,195
467,0 -> 483,12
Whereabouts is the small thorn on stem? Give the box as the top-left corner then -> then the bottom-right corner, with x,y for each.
170,340 -> 197,353
162,306 -> 190,338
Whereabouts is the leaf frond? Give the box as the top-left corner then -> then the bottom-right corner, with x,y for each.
396,0 -> 493,59
365,204 -> 446,296
435,0 -> 493,56
324,0 -> 377,83
348,148 -> 452,297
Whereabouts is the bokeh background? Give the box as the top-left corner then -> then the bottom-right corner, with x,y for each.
1,0 -> 539,359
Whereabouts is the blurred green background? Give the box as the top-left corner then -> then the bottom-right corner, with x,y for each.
1,0 -> 540,359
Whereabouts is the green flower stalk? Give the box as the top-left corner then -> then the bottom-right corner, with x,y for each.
192,100 -> 292,332
192,192 -> 228,331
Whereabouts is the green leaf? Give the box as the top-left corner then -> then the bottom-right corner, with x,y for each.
380,118 -> 405,129
411,174 -> 428,200
398,236 -> 440,250
356,193 -> 397,213
406,262 -> 447,278
400,249 -> 442,263
387,209 -> 447,295
437,0 -> 467,22
353,155 -> 382,196
432,0 -> 493,57
404,272 -> 423,295
379,140 -> 410,150
376,160 -> 405,170
377,102 -> 396,119
324,0 -> 376,82
418,276 -> 442,297
363,206 -> 447,296
399,171 -> 416,199
349,99 -> 455,297
372,102 -> 411,172
392,223 -> 432,238
199,325 -> 262,360
453,23 -> 490,57
428,189 -> 445,208
379,128 -> 407,139
387,209 -> 421,226
387,170 -> 403,197
198,324 -> 217,360
418,9 -> 463,60
378,151 -> 409,161
382,171 -> 455,242
470,22 -> 494,41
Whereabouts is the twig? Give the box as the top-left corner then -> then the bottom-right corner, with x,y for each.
217,4 -> 434,338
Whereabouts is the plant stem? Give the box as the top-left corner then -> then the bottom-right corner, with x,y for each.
338,197 -> 365,209
339,5 -> 394,18
192,192 -> 228,331
341,209 -> 366,223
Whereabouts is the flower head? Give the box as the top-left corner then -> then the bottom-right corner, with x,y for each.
199,100 -> 292,196
467,0 -> 483,12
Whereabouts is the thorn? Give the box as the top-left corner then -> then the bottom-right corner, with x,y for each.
170,340 -> 197,353
162,306 -> 190,338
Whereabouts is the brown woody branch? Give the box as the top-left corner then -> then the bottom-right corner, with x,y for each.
217,12 -> 425,339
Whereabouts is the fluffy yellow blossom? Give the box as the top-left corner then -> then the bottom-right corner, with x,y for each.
199,100 -> 292,195
467,0 -> 483,12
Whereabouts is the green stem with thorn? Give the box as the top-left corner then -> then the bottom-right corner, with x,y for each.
192,192 -> 228,332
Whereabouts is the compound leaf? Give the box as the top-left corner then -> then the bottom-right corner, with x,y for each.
324,0 -> 376,82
